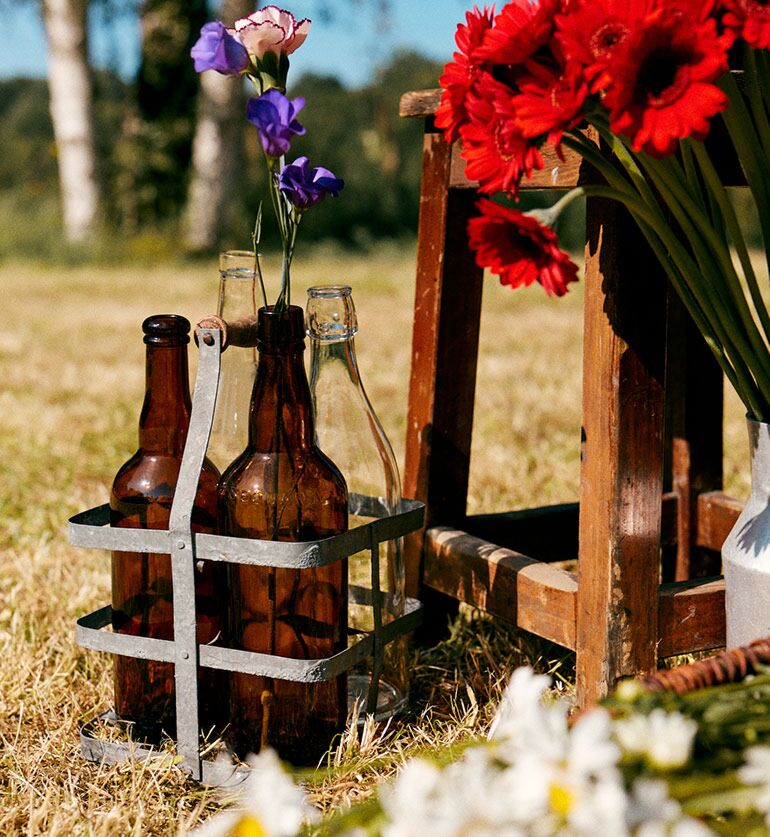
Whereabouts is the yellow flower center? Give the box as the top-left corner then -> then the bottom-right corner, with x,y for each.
231,814 -> 268,837
548,782 -> 575,817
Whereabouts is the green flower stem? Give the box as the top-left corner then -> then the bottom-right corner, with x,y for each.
755,48 -> 770,117
579,183 -> 761,414
690,139 -> 770,345
679,140 -> 709,216
251,205 -> 268,309
680,786 -> 761,818
719,69 -> 770,275
559,131 -> 766,414
564,126 -> 656,212
560,137 -> 752,404
632,150 -> 770,402
559,138 -> 747,399
744,47 -> 770,168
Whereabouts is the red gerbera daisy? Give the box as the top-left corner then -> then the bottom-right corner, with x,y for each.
555,0 -> 654,92
511,57 -> 588,145
460,76 -> 545,197
435,6 -> 496,144
467,198 -> 579,296
721,0 -> 770,49
603,4 -> 730,158
476,0 -> 560,65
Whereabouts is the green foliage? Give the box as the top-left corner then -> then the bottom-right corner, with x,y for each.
0,50 -> 447,259
286,50 -> 442,245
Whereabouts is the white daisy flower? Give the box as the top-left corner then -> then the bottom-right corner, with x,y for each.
627,778 -> 714,836
614,709 -> 697,770
739,745 -> 770,825
192,749 -> 317,837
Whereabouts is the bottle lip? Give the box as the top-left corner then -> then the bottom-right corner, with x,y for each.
257,305 -> 306,353
143,314 -> 190,345
305,284 -> 357,342
219,250 -> 258,280
307,284 -> 352,299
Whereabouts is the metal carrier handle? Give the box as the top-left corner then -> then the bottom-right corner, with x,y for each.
69,325 -> 424,785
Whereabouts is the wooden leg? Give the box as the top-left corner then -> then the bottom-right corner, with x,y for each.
402,127 -> 484,618
665,292 -> 724,580
576,197 -> 667,706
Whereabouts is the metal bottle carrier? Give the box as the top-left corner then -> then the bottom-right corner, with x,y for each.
68,325 -> 424,786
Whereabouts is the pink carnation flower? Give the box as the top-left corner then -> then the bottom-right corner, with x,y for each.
234,6 -> 311,58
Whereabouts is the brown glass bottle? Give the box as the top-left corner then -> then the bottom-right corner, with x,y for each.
110,315 -> 222,742
218,305 -> 348,765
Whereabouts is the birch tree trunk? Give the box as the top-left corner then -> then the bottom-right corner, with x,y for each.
42,0 -> 101,243
184,0 -> 253,252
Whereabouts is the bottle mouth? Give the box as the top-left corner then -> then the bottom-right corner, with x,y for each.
257,305 -> 306,353
307,284 -> 352,299
143,314 -> 190,345
306,285 -> 357,341
219,250 -> 258,280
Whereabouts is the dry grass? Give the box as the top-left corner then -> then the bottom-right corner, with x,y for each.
0,245 -> 749,834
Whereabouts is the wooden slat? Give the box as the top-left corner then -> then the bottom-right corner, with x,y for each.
425,525 -> 725,658
400,88 -> 442,118
402,127 -> 485,601
576,193 -> 668,705
658,577 -> 725,657
449,141 -> 584,191
423,526 -> 578,650
696,491 -> 743,552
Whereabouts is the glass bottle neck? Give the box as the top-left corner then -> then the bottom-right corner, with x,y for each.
248,306 -> 315,452
139,343 -> 191,455
217,273 -> 258,321
309,334 -> 361,387
250,347 -> 315,451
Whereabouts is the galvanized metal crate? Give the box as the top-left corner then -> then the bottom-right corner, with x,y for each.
69,327 -> 424,786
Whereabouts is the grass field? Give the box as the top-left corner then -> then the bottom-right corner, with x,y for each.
0,246 -> 750,834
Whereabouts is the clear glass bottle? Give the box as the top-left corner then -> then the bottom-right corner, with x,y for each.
218,305 -> 349,764
207,250 -> 259,471
306,285 -> 408,720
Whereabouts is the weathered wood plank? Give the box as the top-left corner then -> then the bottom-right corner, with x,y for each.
402,127 -> 484,609
696,491 -> 743,552
424,525 -> 725,658
449,141 -> 584,191
423,526 -> 578,650
658,577 -> 725,657
400,88 -> 442,118
576,193 -> 668,705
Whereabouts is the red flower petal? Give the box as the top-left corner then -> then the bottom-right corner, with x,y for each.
512,59 -> 588,145
477,0 -> 560,64
460,76 -> 545,197
603,3 -> 729,157
467,198 -> 579,297
721,0 -> 770,49
555,0 -> 654,92
435,6 -> 495,144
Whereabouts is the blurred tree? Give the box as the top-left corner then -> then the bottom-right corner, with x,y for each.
184,0 -> 253,253
41,0 -> 102,243
115,0 -> 207,231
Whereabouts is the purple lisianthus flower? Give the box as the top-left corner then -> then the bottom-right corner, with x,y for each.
247,89 -> 306,158
278,156 -> 344,210
191,22 -> 249,75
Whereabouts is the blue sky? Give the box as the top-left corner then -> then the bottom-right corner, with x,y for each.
0,1 -> 468,88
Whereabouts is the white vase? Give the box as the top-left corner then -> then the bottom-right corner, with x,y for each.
723,418 -> 770,647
